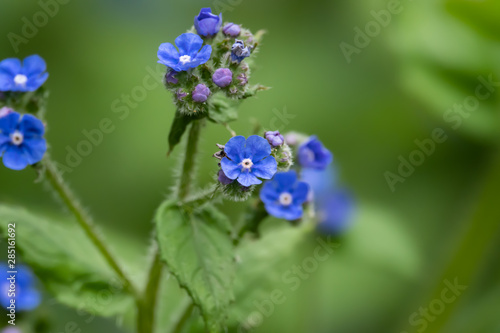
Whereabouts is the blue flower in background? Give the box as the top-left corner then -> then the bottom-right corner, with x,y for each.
298,136 -> 333,170
260,171 -> 310,220
194,8 -> 222,37
0,55 -> 49,92
221,135 -> 277,187
316,190 -> 354,235
1,264 -> 41,311
0,111 -> 47,170
1,327 -> 21,333
301,167 -> 336,201
231,40 -> 251,63
157,33 -> 212,72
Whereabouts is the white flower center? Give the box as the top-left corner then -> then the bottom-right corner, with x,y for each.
279,192 -> 293,206
240,158 -> 253,170
10,131 -> 24,146
179,55 -> 192,64
14,74 -> 28,86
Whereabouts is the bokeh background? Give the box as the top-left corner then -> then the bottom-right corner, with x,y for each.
1,0 -> 500,332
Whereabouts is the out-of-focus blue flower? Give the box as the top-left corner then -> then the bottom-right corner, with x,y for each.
212,68 -> 233,87
231,40 -> 251,63
221,135 -> 277,187
194,8 -> 222,37
0,264 -> 41,311
265,130 -> 284,147
1,327 -> 22,333
0,55 -> 49,92
0,111 -> 46,170
297,136 -> 333,170
301,167 -> 336,201
157,33 -> 212,72
192,84 -> 210,103
222,23 -> 241,37
316,190 -> 354,235
260,171 -> 310,220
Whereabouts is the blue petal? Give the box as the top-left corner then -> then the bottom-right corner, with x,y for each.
22,55 -> 46,76
198,8 -> 214,19
260,181 -> 280,204
220,157 -> 241,180
0,112 -> 20,134
252,156 -> 277,180
2,145 -> 28,170
244,135 -> 271,161
197,18 -> 219,36
237,172 -> 262,187
264,203 -> 303,221
157,43 -> 180,70
0,73 -> 14,91
23,138 -> 46,164
26,72 -> 48,91
273,171 -> 298,192
224,135 -> 245,162
16,288 -> 41,311
0,58 -> 21,76
19,114 -> 45,138
190,45 -> 212,67
0,133 -> 9,154
175,33 -> 203,57
292,181 -> 309,205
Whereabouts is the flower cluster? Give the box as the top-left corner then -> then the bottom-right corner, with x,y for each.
0,264 -> 41,311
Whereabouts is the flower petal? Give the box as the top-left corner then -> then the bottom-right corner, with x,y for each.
273,171 -> 298,192
22,55 -> 47,76
244,135 -> 271,161
26,72 -> 48,91
2,145 -> 28,170
237,171 -> 262,187
252,156 -> 277,180
264,203 -> 303,221
224,135 -> 245,162
292,181 -> 309,205
0,112 -> 20,134
0,134 -> 9,154
220,157 -> 240,180
19,114 -> 45,138
23,138 -> 46,164
0,73 -> 14,91
190,45 -> 212,67
260,181 -> 280,204
175,33 -> 203,57
157,43 -> 180,69
0,58 -> 21,76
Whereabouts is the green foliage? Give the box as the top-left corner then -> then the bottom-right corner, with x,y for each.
0,205 -> 134,317
155,200 -> 235,333
446,0 -> 500,42
168,110 -> 204,155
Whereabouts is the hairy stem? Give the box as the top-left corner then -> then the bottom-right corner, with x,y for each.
137,245 -> 163,333
177,120 -> 203,200
43,157 -> 139,298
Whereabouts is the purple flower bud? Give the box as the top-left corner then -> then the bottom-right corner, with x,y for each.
229,87 -> 238,95
0,107 -> 13,118
218,169 -> 233,185
176,89 -> 187,101
192,84 -> 210,103
166,70 -> 178,85
237,73 -> 248,86
265,131 -> 284,147
194,8 -> 222,37
212,68 -> 233,87
222,23 -> 241,37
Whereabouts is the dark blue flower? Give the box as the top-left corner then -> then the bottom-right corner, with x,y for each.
316,190 -> 354,235
297,136 -> 333,170
194,8 -> 222,37
0,111 -> 46,170
265,130 -> 284,147
212,68 -> 233,87
192,84 -> 210,103
301,167 -> 336,201
221,135 -> 277,187
157,33 -> 212,72
223,23 -> 241,37
260,171 -> 310,221
1,264 -> 41,311
0,55 -> 49,92
231,40 -> 251,63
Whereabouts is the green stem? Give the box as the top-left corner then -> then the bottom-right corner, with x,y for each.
171,302 -> 195,333
137,245 -> 163,333
177,120 -> 203,200
233,199 -> 268,246
418,152 -> 500,332
43,157 -> 139,298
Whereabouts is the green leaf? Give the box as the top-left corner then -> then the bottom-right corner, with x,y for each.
207,94 -> 239,124
446,0 -> 500,42
0,205 -> 134,317
168,110 -> 204,155
155,201 -> 235,333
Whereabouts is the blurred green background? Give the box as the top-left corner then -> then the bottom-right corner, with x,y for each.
1,0 -> 500,332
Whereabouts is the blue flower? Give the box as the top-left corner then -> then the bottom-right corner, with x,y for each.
301,167 -> 336,201
157,33 -> 212,72
1,264 -> 41,311
260,171 -> 310,221
221,135 -> 277,187
231,40 -> 251,63
0,55 -> 49,92
194,8 -> 222,37
297,136 -> 333,170
0,111 -> 47,170
316,190 -> 354,235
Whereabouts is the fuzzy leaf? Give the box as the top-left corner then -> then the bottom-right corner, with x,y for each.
208,95 -> 239,124
155,201 -> 235,333
0,205 -> 134,317
168,109 -> 204,155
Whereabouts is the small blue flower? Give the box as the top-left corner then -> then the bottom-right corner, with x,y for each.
157,33 -> 212,72
0,55 -> 49,92
1,264 -> 41,311
231,40 -> 251,63
316,190 -> 354,235
297,136 -> 333,170
192,84 -> 210,103
194,8 -> 222,37
223,23 -> 241,37
301,167 -> 336,201
0,111 -> 47,170
212,68 -> 233,87
221,135 -> 277,187
260,171 -> 310,221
